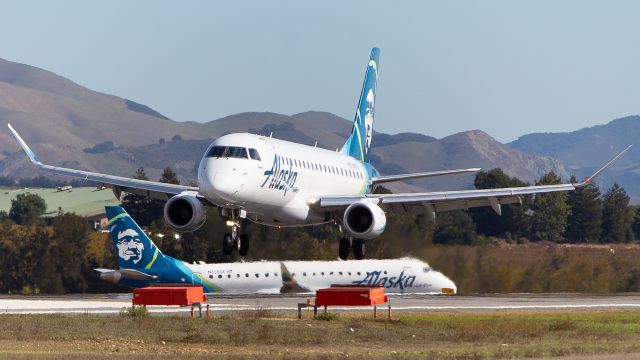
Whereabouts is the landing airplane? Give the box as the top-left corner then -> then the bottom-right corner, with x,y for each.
97,206 -> 457,294
7,47 -> 631,260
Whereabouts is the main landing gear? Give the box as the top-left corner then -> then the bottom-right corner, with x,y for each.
222,224 -> 250,256
339,237 -> 365,260
222,210 -> 250,257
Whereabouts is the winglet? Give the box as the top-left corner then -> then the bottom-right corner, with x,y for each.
7,123 -> 41,165
576,145 -> 632,187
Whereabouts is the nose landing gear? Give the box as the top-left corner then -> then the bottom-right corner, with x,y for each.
222,233 -> 234,255
237,233 -> 250,257
221,210 -> 250,256
352,238 -> 365,260
339,237 -> 351,260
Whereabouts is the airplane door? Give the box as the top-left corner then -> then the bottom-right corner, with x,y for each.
192,272 -> 203,285
401,266 -> 412,292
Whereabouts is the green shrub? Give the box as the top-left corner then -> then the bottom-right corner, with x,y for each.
120,305 -> 149,317
316,312 -> 338,321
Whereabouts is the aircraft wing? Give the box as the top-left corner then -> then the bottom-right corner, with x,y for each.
8,124 -> 199,201
316,145 -> 632,216
370,168 -> 481,185
317,183 -> 572,216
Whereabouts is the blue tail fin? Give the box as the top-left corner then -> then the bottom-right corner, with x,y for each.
105,206 -> 169,271
341,47 -> 380,162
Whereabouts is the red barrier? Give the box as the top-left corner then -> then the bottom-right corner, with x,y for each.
132,286 -> 206,306
315,285 -> 388,307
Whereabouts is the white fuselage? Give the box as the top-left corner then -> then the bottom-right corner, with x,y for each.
185,258 -> 456,294
197,133 -> 378,226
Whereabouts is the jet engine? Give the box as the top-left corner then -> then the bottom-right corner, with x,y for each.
164,193 -> 207,232
342,200 -> 387,239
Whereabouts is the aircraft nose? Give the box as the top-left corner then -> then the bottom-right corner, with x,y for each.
200,158 -> 235,198
210,173 -> 237,198
432,272 -> 457,294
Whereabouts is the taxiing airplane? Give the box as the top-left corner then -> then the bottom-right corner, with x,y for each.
97,206 -> 456,294
8,47 -> 631,260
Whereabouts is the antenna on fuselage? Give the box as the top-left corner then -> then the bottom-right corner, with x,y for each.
314,141 -> 317,147
270,132 -> 273,138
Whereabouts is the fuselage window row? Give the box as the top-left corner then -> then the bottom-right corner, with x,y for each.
289,158 -> 364,180
286,271 -> 373,278
208,272 -> 281,280
209,147 -> 366,180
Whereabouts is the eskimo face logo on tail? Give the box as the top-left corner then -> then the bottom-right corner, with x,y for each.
364,89 -> 375,153
116,228 -> 144,264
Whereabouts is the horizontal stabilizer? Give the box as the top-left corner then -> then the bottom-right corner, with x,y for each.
371,168 -> 481,185
94,268 -> 158,282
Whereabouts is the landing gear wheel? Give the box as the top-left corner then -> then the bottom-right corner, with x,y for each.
352,238 -> 365,260
339,237 -> 351,260
238,234 -> 250,257
222,233 -> 234,255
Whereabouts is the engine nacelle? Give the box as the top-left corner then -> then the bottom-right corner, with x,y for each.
164,193 -> 207,232
343,200 -> 387,239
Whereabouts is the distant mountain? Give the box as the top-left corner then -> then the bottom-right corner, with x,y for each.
509,116 -> 640,200
371,130 -> 568,192
0,57 -> 568,193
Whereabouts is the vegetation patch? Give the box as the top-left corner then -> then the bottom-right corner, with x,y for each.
316,311 -> 338,321
0,311 -> 639,359
119,305 -> 149,318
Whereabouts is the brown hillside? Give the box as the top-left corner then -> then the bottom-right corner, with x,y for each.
0,58 -> 568,189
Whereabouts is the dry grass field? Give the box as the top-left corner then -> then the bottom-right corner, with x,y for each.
2,310 -> 640,359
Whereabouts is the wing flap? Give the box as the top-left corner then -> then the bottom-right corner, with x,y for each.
371,168 -> 481,185
378,184 -> 574,204
319,184 -> 575,212
386,195 -> 523,216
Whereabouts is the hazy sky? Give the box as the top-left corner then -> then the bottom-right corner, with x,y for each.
1,1 -> 639,142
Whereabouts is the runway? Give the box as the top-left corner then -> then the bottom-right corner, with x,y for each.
3,293 -> 640,315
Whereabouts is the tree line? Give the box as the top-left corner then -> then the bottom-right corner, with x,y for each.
459,169 -> 635,244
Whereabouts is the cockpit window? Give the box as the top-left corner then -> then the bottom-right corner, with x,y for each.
226,147 -> 247,158
248,148 -> 261,160
207,146 -> 248,159
423,266 -> 431,273
207,146 -> 226,158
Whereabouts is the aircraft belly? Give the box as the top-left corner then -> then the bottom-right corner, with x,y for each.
248,202 -> 313,225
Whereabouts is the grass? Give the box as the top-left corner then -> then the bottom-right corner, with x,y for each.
316,311 -> 338,321
119,305 -> 149,318
2,310 -> 640,359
